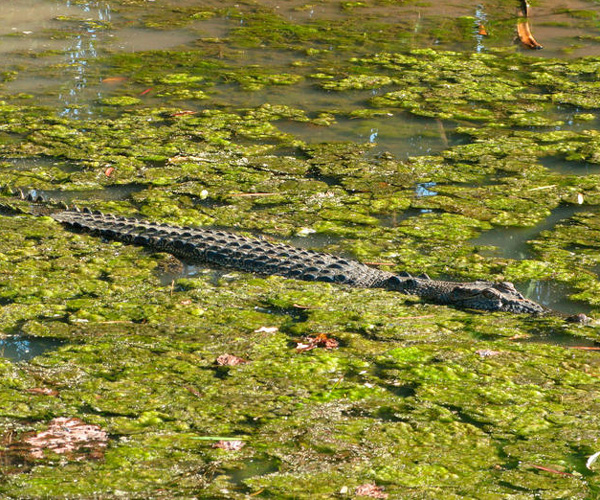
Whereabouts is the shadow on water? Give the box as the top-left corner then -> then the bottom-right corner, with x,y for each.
0,335 -> 64,362
472,204 -> 586,260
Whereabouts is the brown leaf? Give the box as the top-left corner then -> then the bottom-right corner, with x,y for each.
171,110 -> 197,116
517,20 -> 543,49
101,76 -> 128,84
139,88 -> 152,96
355,483 -> 388,499
296,333 -> 339,352
22,417 -> 108,461
478,24 -> 488,36
213,440 -> 245,451
517,2 -> 543,50
26,388 -> 59,397
216,354 -> 247,366
104,167 -> 115,177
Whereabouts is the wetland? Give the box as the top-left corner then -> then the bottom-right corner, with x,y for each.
0,0 -> 600,498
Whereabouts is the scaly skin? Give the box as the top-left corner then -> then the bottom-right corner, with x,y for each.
50,208 -> 551,315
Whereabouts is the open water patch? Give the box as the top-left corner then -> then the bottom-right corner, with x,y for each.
1,157 -> 80,174
376,207 -> 440,228
517,331 -> 600,349
40,184 -> 147,203
415,182 -> 438,198
157,262 -> 200,286
521,279 -> 592,316
540,156 -> 600,176
0,335 -> 64,362
472,204 -> 585,260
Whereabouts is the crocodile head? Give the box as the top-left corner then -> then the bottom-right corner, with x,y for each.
445,281 -> 547,314
387,277 -> 547,314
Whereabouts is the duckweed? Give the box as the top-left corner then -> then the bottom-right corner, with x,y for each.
1,1 -> 600,497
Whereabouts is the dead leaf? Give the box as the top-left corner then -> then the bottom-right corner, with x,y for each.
213,440 -> 245,451
216,354 -> 246,366
22,417 -> 108,461
296,333 -> 339,352
140,88 -> 152,96
171,110 -> 197,116
26,388 -> 59,397
478,24 -> 488,36
355,483 -> 388,499
101,76 -> 128,84
104,167 -> 115,177
517,1 -> 543,49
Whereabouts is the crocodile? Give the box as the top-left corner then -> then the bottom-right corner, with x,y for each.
1,190 -> 588,320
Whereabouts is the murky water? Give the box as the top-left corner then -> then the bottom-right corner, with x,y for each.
540,156 -> 600,176
522,279 -> 592,315
472,204 -> 587,260
3,0 -> 600,118
40,184 -> 146,202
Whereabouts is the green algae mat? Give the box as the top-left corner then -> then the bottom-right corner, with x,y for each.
1,0 -> 600,498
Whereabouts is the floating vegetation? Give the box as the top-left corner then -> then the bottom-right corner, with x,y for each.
0,0 -> 600,497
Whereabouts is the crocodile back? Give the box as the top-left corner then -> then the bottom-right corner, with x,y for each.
51,209 -> 394,288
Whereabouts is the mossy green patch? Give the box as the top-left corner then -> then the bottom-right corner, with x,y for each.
2,2 -> 600,497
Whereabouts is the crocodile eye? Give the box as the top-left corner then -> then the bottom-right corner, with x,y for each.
482,288 -> 498,299
496,281 -> 517,293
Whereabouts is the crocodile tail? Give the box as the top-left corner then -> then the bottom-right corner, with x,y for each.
51,209 -> 198,257
50,209 -> 393,287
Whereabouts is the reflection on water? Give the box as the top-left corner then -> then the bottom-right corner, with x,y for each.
474,5 -> 488,54
415,182 -> 437,198
522,279 -> 591,315
59,2 -> 112,117
0,335 -> 64,362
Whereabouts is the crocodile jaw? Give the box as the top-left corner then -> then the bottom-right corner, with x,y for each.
386,277 -> 547,314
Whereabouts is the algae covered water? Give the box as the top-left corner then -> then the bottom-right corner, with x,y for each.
0,0 -> 600,497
